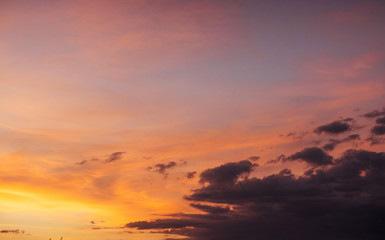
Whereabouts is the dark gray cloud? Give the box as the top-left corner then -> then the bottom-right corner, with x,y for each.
266,154 -> 286,164
282,131 -> 310,139
126,219 -> 204,229
371,125 -> 385,135
0,230 -> 24,234
246,156 -> 260,161
190,203 -> 230,214
126,149 -> 385,240
322,134 -> 360,151
186,171 -> 197,179
314,120 -> 352,135
150,161 -> 177,175
105,152 -> 125,163
287,147 -> 333,166
361,109 -> 385,118
367,136 -> 385,145
199,160 -> 257,185
376,117 -> 385,125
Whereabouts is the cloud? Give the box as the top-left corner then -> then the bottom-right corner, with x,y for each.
104,152 -> 125,163
126,219 -> 204,229
0,230 -> 25,234
246,156 -> 260,161
367,136 -> 385,145
282,131 -> 310,140
76,158 -> 99,165
151,161 -> 177,175
361,109 -> 385,118
371,125 -> 385,135
322,134 -> 360,151
75,152 -> 125,165
314,120 -> 352,134
126,149 -> 385,240
266,154 -> 286,164
376,117 -> 385,125
190,203 -> 230,214
186,171 -> 197,179
199,160 -> 257,185
76,160 -> 88,165
287,147 -> 333,166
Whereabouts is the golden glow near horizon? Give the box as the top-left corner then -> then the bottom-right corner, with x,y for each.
1,0 -> 385,239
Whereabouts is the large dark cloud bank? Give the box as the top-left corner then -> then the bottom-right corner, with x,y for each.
124,111 -> 385,240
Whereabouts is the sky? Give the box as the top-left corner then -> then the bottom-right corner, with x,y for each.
1,0 -> 385,239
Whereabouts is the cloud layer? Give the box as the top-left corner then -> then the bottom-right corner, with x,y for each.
127,148 -> 385,239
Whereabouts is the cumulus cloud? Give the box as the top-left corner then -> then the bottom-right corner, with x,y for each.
314,120 -> 352,134
198,160 -> 257,185
287,147 -> 333,166
123,113 -> 385,239
126,149 -> 385,240
322,134 -> 360,151
371,125 -> 385,135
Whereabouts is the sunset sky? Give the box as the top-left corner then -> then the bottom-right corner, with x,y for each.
1,1 -> 385,240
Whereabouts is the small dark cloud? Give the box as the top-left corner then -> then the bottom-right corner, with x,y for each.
322,141 -> 339,151
126,219 -> 203,229
282,131 -> 309,140
190,203 -> 230,214
322,134 -> 360,151
360,109 -> 385,118
376,117 -> 385,125
246,156 -> 260,161
199,160 -> 257,185
312,140 -> 322,145
92,226 -> 123,230
266,154 -> 286,164
287,147 -> 333,166
186,171 -> 197,179
371,125 -> 385,135
76,158 -> 99,165
77,160 -> 88,165
105,152 -> 125,163
152,161 -> 177,175
0,230 -> 25,234
304,169 -> 314,176
314,120 -> 352,135
343,117 -> 354,122
367,136 -> 385,145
